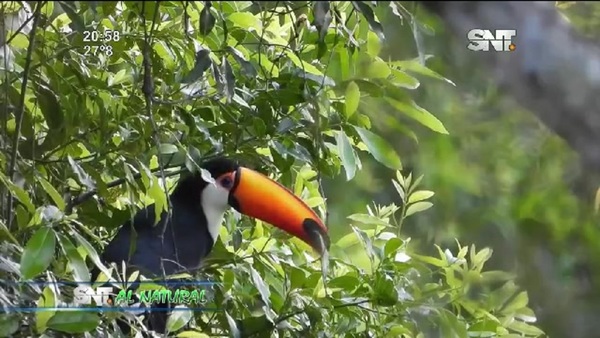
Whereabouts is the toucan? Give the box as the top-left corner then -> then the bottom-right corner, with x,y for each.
90,157 -> 330,333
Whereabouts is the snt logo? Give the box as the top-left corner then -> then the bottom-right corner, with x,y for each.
467,29 -> 517,52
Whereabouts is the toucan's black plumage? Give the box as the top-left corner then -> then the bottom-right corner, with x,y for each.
90,157 -> 330,334
97,158 -> 239,278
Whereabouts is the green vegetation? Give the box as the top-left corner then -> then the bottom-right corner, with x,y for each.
9,1 -> 597,337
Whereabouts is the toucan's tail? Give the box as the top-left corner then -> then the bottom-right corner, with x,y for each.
147,303 -> 170,333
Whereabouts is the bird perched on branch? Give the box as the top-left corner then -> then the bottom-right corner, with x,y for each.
91,157 -> 330,334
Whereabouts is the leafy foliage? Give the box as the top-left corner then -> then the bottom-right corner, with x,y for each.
0,1 -> 544,337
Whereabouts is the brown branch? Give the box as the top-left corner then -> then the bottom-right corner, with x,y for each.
5,2 -> 43,230
65,167 -> 186,213
421,2 -> 600,173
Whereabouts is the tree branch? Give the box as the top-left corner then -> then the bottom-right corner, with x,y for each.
65,167 -> 186,213
5,3 -> 42,230
420,2 -> 600,173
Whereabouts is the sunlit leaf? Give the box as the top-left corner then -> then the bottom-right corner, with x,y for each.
354,126 -> 402,170
39,177 -> 66,210
408,190 -> 434,204
385,98 -> 448,134
166,306 -> 193,333
177,332 -> 210,338
336,130 -> 357,180
366,59 -> 391,79
392,58 -> 455,85
36,286 -> 56,333
58,234 -> 90,282
391,69 -> 419,89
227,12 -> 261,31
345,81 -> 360,118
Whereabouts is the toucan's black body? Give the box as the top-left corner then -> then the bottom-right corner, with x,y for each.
96,158 -> 238,278
90,159 -> 238,334
90,157 -> 330,335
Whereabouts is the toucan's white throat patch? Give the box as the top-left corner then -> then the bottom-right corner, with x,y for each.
200,182 -> 230,243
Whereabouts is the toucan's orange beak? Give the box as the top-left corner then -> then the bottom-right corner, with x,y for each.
227,167 -> 330,255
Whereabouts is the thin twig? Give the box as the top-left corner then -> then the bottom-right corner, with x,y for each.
65,167 -> 186,212
6,3 -> 42,230
246,299 -> 371,337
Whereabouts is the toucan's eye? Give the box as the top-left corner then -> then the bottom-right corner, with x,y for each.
220,176 -> 233,189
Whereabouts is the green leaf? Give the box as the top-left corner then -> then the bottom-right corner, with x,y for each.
312,1 -> 332,43
227,46 -> 257,78
392,58 -> 455,86
227,12 -> 261,31
354,126 -> 402,170
351,79 -> 383,97
199,4 -> 216,35
0,314 -> 19,337
366,31 -> 381,57
385,98 -> 448,134
58,234 -> 90,282
15,204 -> 29,228
411,253 -> 446,267
39,177 -> 66,210
288,265 -> 306,289
0,314 -> 21,337
468,319 -> 500,335
472,247 -> 493,269
166,306 -> 193,333
250,266 -> 271,306
336,231 -> 364,249
285,51 -> 324,77
405,202 -> 433,217
373,273 -> 398,306
148,176 -> 167,226
47,311 -> 100,333
329,275 -> 360,291
36,286 -> 56,333
177,332 -> 210,338
20,227 -> 56,279
221,56 -> 236,102
71,230 -> 112,278
345,81 -> 360,118
384,238 -> 404,257
388,325 -> 411,336
366,59 -> 391,79
225,311 -> 241,338
391,69 -> 420,90
501,291 -> 529,315
351,1 -> 384,40
508,320 -> 545,336
35,83 -> 63,130
347,213 -> 389,227
57,1 -> 85,32
159,143 -> 179,154
109,69 -> 132,86
184,49 -> 212,83
439,309 -> 468,338
336,130 -> 357,180
0,174 -> 35,213
408,190 -> 434,204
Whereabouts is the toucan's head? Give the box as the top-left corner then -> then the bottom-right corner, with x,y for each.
173,157 -> 330,255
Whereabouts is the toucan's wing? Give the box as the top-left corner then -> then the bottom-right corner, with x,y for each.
96,204 -> 167,278
96,201 -> 215,279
